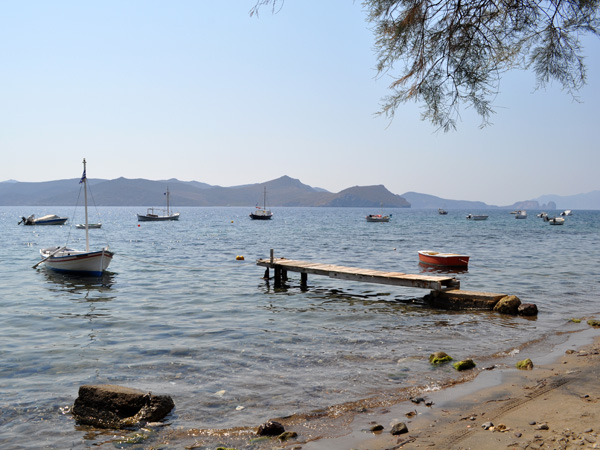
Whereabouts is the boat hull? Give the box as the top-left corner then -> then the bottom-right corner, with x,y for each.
137,213 -> 180,221
75,223 -> 102,229
418,250 -> 470,267
466,214 -> 488,220
366,215 -> 390,222
40,247 -> 114,276
250,209 -> 273,220
21,215 -> 68,225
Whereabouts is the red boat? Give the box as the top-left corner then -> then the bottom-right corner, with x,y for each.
418,250 -> 470,267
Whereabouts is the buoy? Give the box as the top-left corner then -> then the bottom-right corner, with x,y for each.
236,255 -> 245,260
138,224 -> 140,227
231,220 -> 234,223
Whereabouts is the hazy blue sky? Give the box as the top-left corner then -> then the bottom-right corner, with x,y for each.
2,1 -> 599,205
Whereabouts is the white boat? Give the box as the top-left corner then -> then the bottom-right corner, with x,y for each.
137,187 -> 180,221
548,217 -> 565,225
19,214 -> 68,226
560,210 -> 573,216
366,214 -> 390,222
438,208 -> 448,215
466,214 -> 488,220
75,223 -> 102,229
250,187 -> 273,220
537,212 -> 548,218
37,159 -> 113,276
515,210 -> 527,219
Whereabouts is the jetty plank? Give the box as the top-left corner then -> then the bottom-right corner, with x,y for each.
257,257 -> 459,291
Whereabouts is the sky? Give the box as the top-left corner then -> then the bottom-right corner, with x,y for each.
1,1 -> 599,206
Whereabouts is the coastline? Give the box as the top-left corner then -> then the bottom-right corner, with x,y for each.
150,326 -> 600,449
302,327 -> 600,450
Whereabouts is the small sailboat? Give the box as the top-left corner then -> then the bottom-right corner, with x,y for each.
137,187 -> 180,221
36,159 -> 113,276
250,186 -> 273,220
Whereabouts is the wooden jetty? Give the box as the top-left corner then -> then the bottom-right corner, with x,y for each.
257,252 -> 460,291
256,251 -> 521,312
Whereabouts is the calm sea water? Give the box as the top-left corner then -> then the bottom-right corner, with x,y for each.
1,206 -> 599,448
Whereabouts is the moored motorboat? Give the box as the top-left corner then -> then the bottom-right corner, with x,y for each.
438,208 -> 448,215
560,210 -> 572,216
548,217 -> 565,225
466,214 -> 488,220
418,250 -> 470,267
36,159 -> 113,276
366,214 -> 390,222
515,210 -> 527,219
75,223 -> 102,229
137,187 -> 180,221
19,214 -> 68,226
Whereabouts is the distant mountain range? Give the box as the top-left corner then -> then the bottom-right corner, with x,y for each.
1,175 -> 598,210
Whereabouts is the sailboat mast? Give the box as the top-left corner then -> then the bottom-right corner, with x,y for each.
166,187 -> 170,216
83,158 -> 89,252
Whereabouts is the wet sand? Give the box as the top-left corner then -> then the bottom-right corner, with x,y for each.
300,327 -> 600,450
123,327 -> 600,449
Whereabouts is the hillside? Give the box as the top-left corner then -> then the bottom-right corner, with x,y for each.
0,176 -> 410,208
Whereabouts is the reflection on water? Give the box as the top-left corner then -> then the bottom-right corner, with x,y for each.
42,268 -> 115,293
418,262 -> 469,274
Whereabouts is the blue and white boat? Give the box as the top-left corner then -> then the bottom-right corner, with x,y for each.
19,214 -> 68,226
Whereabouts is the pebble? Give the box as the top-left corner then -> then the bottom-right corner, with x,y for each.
482,422 -> 493,430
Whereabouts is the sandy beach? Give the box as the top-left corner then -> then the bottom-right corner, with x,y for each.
159,326 -> 600,450
298,327 -> 600,450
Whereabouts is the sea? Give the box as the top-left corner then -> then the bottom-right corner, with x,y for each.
1,206 -> 599,449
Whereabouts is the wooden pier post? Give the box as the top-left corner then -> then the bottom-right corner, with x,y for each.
300,272 -> 307,290
274,267 -> 281,287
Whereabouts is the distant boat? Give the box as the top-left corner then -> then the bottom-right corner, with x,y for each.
466,214 -> 488,220
75,223 -> 102,229
438,208 -> 448,215
548,217 -> 565,225
36,159 -> 113,276
418,250 -> 469,268
137,187 -> 180,221
515,210 -> 527,219
250,187 -> 273,220
366,214 -> 390,223
19,214 -> 68,226
560,210 -> 573,216
537,212 -> 548,218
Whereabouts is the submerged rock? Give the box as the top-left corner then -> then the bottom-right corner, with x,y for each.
72,384 -> 174,429
518,303 -> 538,316
453,359 -> 476,371
429,351 -> 453,364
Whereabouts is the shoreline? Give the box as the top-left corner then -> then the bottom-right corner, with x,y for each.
302,327 -> 600,450
149,326 -> 600,449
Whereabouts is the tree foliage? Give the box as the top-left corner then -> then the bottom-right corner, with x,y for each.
251,0 -> 600,130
